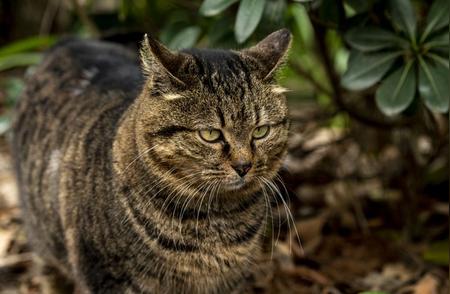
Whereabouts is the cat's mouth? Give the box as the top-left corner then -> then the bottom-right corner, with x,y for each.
222,178 -> 248,191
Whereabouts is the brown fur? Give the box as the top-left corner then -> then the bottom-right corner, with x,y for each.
12,29 -> 292,293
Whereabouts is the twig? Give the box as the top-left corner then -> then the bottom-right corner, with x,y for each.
308,13 -> 338,30
283,266 -> 331,286
0,252 -> 34,268
39,0 -> 60,35
70,0 -> 100,37
423,109 -> 448,167
288,60 -> 332,97
288,133 -> 351,153
288,110 -> 338,124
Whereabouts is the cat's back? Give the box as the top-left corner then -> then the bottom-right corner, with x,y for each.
11,39 -> 144,267
16,38 -> 143,117
44,38 -> 143,95
13,38 -> 144,151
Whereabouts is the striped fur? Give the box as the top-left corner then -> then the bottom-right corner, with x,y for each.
12,29 -> 291,293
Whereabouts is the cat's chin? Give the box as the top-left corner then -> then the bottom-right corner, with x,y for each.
221,178 -> 259,195
222,180 -> 246,191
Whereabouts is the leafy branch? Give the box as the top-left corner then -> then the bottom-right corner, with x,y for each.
310,21 -> 412,128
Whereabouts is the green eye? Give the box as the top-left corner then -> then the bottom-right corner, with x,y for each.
253,125 -> 270,139
199,129 -> 222,142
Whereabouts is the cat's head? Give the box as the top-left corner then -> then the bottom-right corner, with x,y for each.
134,29 -> 291,197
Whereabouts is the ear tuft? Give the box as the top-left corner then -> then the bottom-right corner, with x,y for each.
161,93 -> 183,100
139,34 -> 192,86
271,86 -> 289,94
140,34 -> 153,76
241,29 -> 292,81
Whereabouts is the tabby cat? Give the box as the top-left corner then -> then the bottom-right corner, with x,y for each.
12,29 -> 292,293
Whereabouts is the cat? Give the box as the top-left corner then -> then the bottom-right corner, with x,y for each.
12,28 -> 292,293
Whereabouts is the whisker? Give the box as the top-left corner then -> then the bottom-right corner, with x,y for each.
194,179 -> 216,239
256,177 -> 275,260
262,177 -> 283,250
120,144 -> 160,175
260,176 -> 301,256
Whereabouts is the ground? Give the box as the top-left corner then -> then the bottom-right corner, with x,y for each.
0,103 -> 447,293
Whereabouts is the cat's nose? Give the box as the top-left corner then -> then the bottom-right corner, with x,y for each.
231,162 -> 252,177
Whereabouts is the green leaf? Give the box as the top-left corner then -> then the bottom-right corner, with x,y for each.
2,78 -> 25,105
345,27 -> 410,52
425,30 -> 449,49
341,50 -> 401,90
419,57 -> 449,113
167,26 -> 201,50
0,35 -> 56,57
345,0 -> 369,13
0,116 -> 11,135
389,0 -> 417,41
234,0 -> 266,43
330,113 -> 349,129
262,0 -> 286,26
429,45 -> 449,58
423,240 -> 449,266
319,0 -> 346,28
289,4 -> 314,48
207,17 -> 236,47
200,0 -> 239,16
159,11 -> 192,44
428,52 -> 448,68
375,61 -> 416,115
118,0 -> 132,21
421,0 -> 449,42
0,53 -> 42,72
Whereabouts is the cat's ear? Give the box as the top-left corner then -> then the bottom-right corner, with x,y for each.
241,29 -> 292,81
140,34 -> 192,86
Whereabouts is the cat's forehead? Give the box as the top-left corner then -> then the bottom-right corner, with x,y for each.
169,49 -> 286,129
178,85 -> 285,133
182,48 -> 247,75
182,48 -> 256,95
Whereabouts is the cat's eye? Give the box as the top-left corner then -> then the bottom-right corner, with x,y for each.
252,125 -> 270,139
199,129 -> 222,142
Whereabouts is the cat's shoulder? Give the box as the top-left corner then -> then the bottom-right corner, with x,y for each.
46,38 -> 138,68
41,38 -> 144,93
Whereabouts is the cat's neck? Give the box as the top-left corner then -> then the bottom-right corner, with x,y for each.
112,99 -> 266,270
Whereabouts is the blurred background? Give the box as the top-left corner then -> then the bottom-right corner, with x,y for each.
0,0 -> 448,293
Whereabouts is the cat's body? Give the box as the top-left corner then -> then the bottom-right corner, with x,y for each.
13,30 -> 291,293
